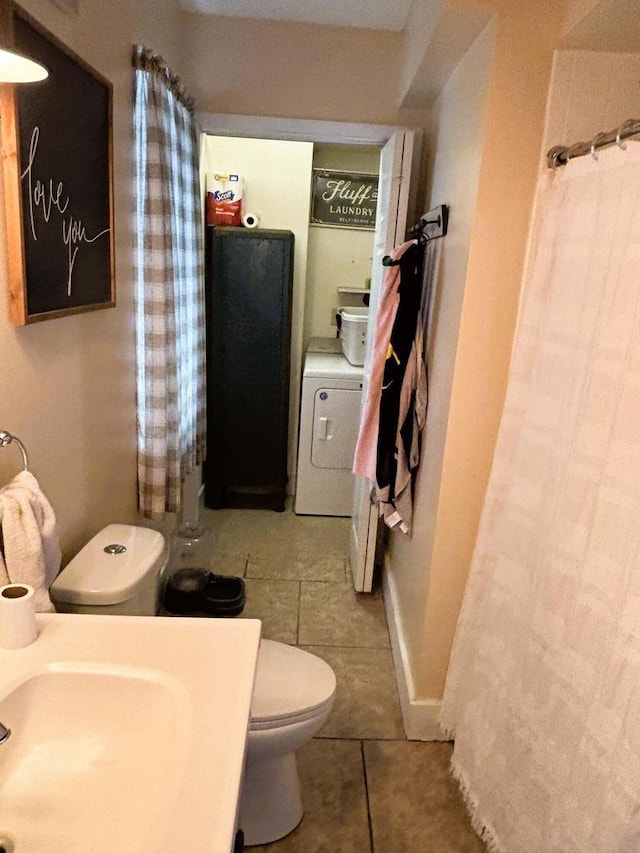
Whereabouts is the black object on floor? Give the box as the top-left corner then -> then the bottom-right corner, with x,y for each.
163,568 -> 245,617
164,568 -> 209,614
203,573 -> 246,617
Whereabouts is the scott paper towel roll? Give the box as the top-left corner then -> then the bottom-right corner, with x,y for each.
0,584 -> 38,650
242,212 -> 259,229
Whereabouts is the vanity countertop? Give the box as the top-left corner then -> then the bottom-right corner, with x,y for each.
0,613 -> 261,853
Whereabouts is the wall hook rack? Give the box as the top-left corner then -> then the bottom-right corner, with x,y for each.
407,204 -> 449,241
383,204 -> 449,266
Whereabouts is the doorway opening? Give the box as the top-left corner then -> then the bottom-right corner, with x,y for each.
193,115 -> 419,591
200,133 -> 378,494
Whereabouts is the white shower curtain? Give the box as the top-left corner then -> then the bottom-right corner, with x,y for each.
442,141 -> 640,853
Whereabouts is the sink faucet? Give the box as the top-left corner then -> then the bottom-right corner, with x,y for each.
0,722 -> 10,744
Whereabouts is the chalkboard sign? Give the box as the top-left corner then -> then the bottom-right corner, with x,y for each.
310,170 -> 378,230
0,9 -> 114,324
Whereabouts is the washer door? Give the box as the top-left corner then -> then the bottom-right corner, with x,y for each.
311,388 -> 361,470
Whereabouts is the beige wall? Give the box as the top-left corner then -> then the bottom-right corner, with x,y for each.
201,135 -> 314,483
544,49 -> 640,150
561,0 -> 640,49
0,0 -> 183,560
386,18 -> 496,695
400,0 -> 443,100
386,0 -> 566,701
562,0 -> 606,35
305,144 -> 378,345
180,12 -> 430,132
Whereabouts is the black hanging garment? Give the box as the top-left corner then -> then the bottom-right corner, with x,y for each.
375,240 -> 429,533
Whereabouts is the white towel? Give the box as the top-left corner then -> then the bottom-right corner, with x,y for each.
0,471 -> 61,612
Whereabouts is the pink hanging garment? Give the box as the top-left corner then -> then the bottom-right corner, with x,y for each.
352,239 -> 416,482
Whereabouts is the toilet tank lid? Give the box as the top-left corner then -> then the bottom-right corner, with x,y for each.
251,639 -> 336,723
50,524 -> 166,606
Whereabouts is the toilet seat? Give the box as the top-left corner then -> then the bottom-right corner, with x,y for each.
250,640 -> 336,730
250,694 -> 335,731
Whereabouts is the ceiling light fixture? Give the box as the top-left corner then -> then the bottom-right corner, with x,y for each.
0,45 -> 48,83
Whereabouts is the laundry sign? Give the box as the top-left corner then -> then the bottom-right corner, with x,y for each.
311,170 -> 378,230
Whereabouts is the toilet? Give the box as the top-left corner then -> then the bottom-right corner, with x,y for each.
50,523 -> 337,847
240,638 -> 335,845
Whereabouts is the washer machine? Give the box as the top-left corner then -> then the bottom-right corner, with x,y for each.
295,339 -> 364,517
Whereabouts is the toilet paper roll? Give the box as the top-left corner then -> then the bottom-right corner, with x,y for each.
0,584 -> 38,650
242,212 -> 259,229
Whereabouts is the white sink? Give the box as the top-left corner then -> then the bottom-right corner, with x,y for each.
0,613 -> 261,853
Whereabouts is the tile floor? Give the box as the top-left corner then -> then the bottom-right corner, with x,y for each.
200,505 -> 485,852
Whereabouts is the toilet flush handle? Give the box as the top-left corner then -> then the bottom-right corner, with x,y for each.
318,416 -> 328,440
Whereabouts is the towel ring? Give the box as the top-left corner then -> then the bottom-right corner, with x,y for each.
0,431 -> 29,472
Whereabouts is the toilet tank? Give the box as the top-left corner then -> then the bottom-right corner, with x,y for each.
50,524 -> 166,616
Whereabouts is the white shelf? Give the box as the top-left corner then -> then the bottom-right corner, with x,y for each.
337,287 -> 370,295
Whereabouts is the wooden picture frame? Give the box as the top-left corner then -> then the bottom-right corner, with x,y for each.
0,5 -> 114,325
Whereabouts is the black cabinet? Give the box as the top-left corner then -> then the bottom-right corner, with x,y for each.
204,227 -> 294,511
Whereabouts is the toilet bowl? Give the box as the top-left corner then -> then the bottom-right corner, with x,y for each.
49,524 -> 337,847
241,639 -> 336,846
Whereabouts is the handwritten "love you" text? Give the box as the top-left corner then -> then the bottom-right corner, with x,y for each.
21,126 -> 110,296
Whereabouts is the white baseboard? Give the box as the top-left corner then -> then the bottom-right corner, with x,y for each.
383,561 -> 448,741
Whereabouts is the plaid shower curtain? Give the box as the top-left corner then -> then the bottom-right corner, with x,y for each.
133,46 -> 206,520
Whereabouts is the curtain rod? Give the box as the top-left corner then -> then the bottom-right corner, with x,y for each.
132,45 -> 196,113
547,118 -> 640,169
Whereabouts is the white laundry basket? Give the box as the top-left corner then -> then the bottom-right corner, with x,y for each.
340,307 -> 369,366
